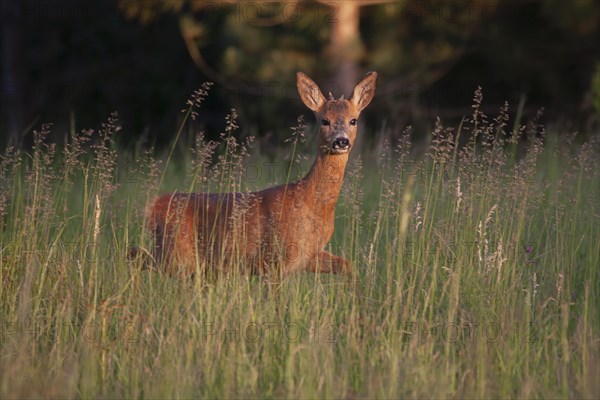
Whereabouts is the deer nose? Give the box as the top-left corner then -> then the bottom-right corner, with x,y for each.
332,137 -> 350,150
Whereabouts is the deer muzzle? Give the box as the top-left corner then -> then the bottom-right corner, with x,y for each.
331,136 -> 351,154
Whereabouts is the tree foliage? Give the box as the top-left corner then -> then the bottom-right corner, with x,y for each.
1,0 -> 598,147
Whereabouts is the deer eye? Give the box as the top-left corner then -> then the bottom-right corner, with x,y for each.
321,119 -> 330,126
350,119 -> 357,126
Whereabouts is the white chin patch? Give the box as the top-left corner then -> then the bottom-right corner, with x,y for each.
330,146 -> 350,155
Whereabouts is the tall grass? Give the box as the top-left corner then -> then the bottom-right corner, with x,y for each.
1,88 -> 598,398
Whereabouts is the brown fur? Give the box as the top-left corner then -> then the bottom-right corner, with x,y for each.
132,71 -> 377,276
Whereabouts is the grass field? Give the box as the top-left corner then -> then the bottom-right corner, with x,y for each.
1,91 -> 599,398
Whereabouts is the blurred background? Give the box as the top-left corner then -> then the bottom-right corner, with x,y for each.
1,0 -> 599,150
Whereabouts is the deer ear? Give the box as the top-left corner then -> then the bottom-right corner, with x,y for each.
297,72 -> 325,112
350,71 -> 377,112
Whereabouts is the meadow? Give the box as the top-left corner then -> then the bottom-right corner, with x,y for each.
1,88 -> 598,398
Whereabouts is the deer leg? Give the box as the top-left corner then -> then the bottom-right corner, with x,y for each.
127,246 -> 155,271
309,251 -> 353,274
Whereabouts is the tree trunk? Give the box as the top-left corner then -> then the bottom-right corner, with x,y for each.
329,1 -> 362,98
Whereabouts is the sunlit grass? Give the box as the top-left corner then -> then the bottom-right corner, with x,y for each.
1,91 -> 598,398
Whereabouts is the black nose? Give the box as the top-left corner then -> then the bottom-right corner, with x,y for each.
332,137 -> 350,150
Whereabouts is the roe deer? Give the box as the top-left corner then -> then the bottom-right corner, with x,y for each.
131,71 -> 377,276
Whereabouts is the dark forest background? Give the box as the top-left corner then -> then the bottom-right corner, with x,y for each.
1,0 -> 599,150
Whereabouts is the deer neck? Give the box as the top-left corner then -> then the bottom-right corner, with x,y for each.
299,152 -> 349,212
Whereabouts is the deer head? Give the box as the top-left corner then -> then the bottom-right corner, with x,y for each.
297,71 -> 377,155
